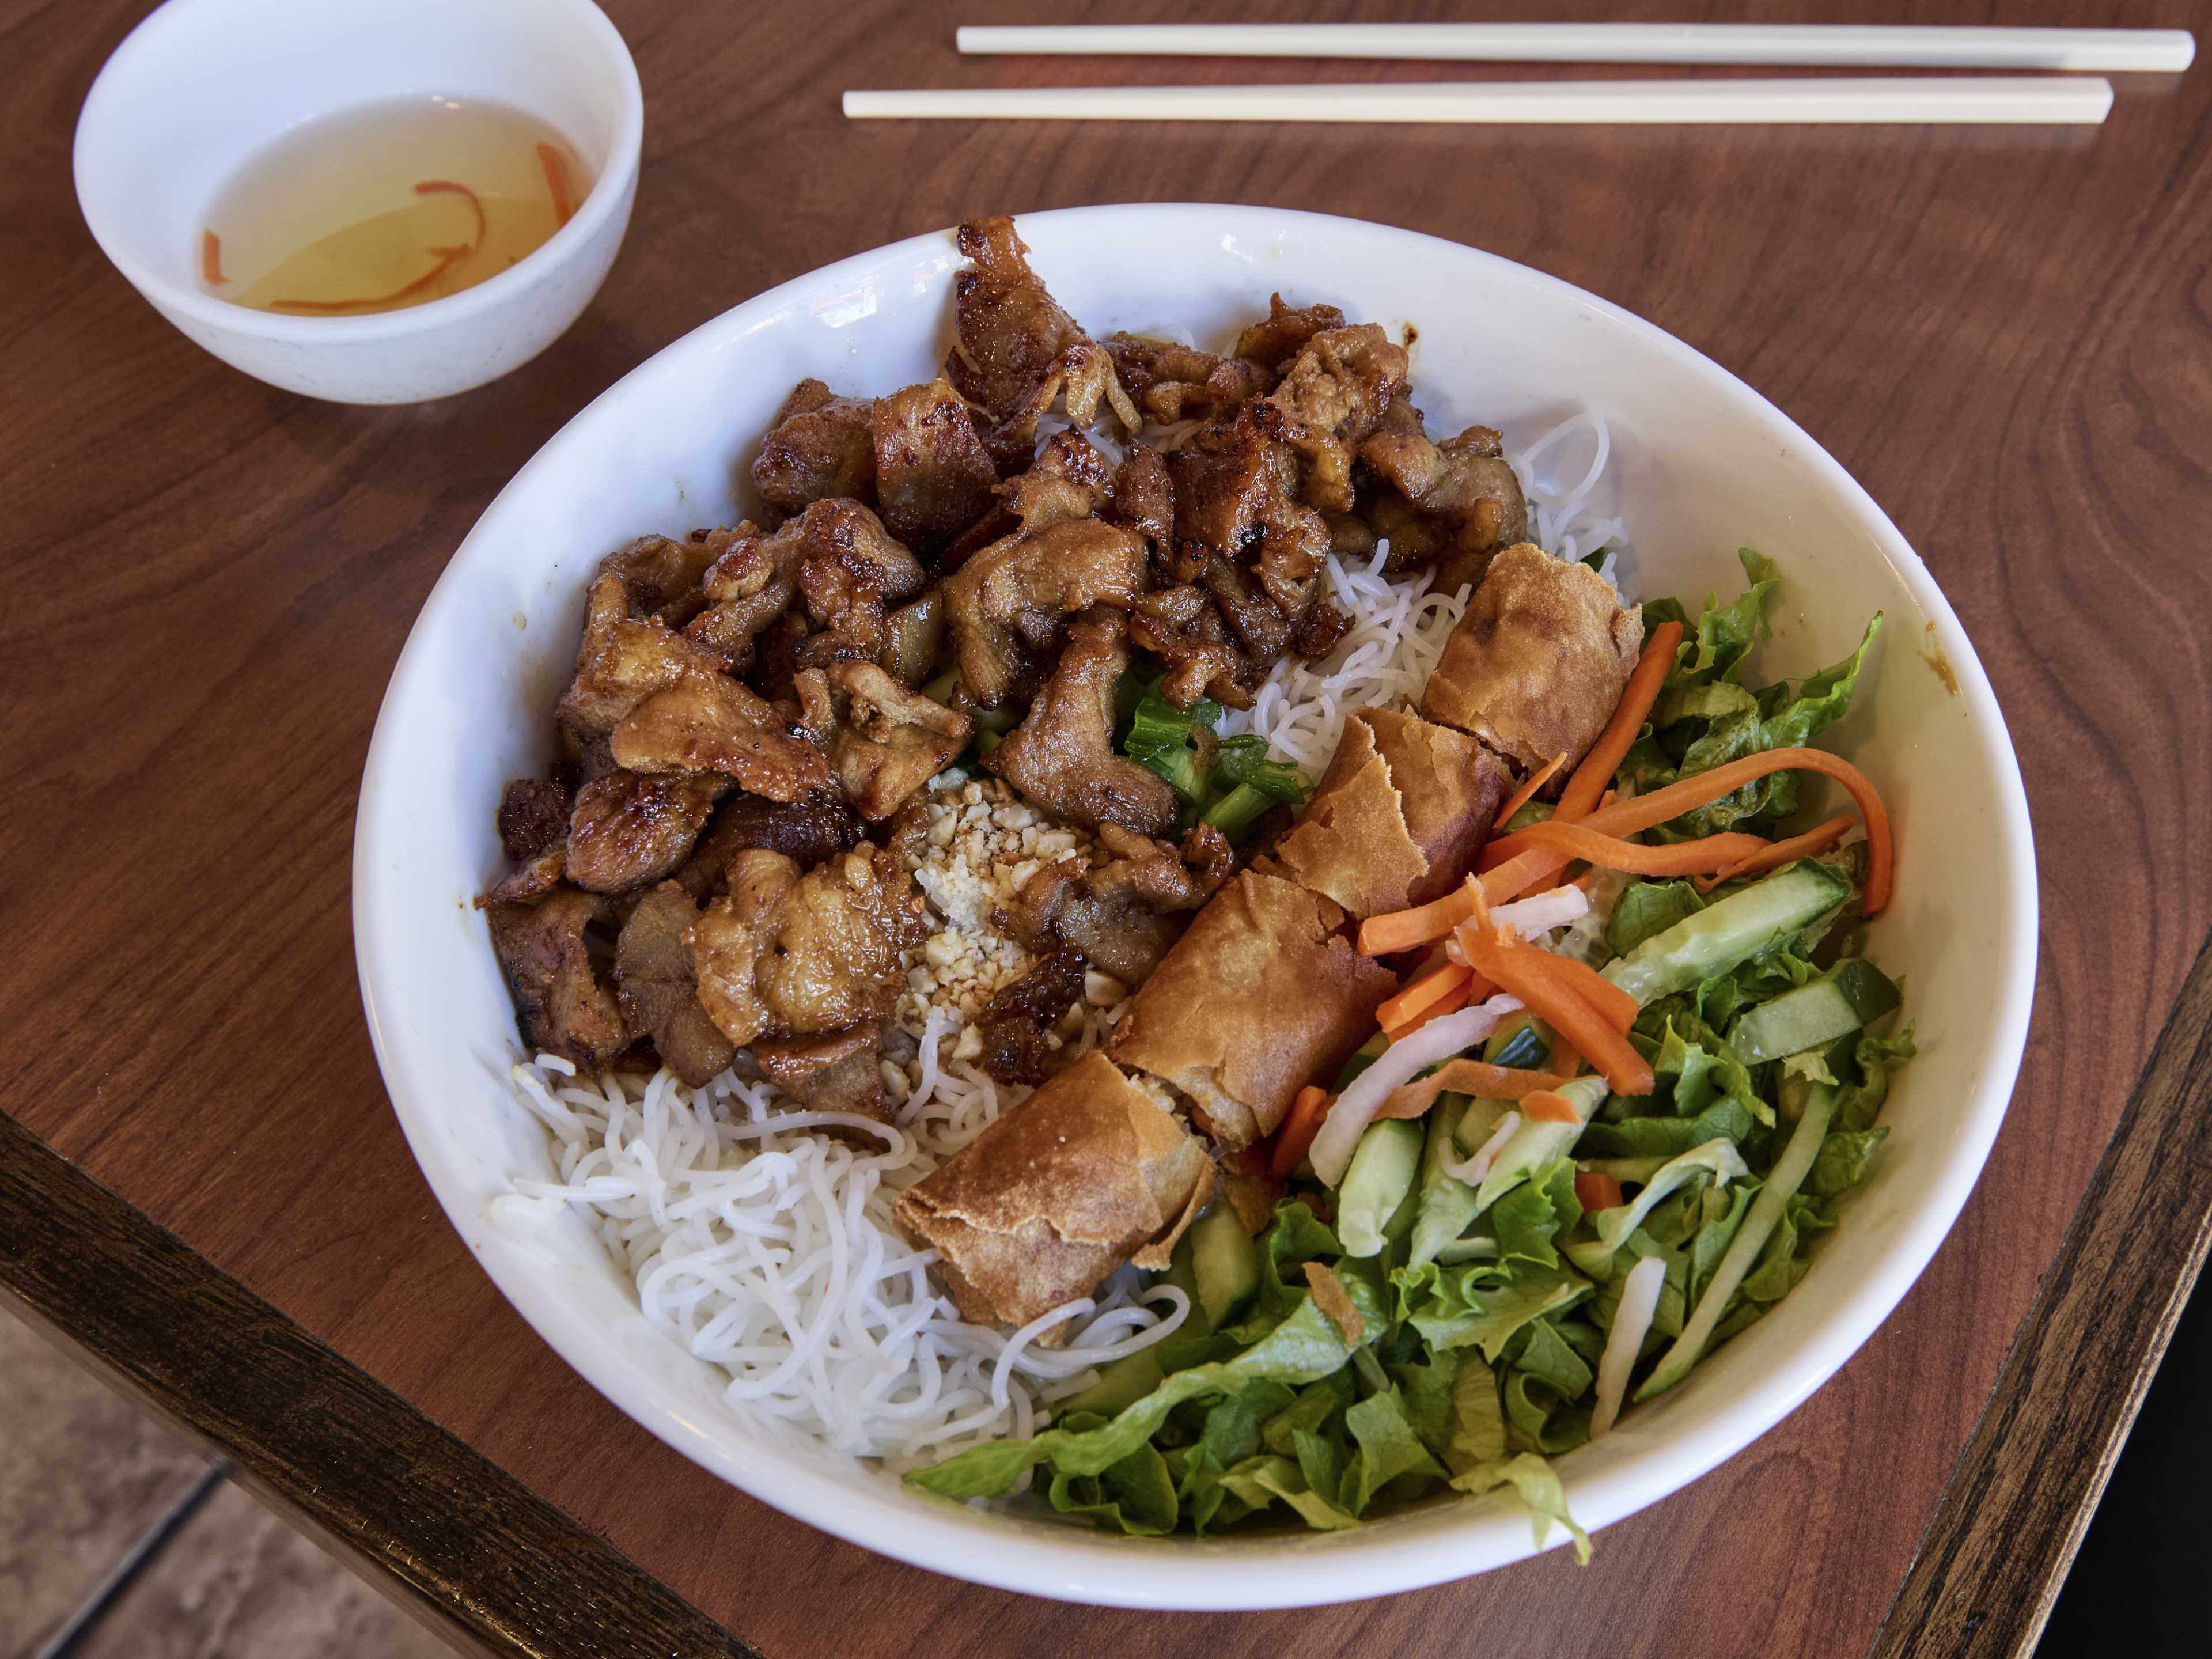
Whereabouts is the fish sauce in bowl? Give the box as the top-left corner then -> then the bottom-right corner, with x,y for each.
200,96 -> 590,317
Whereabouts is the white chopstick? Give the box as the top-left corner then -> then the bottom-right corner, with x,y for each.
956,24 -> 2195,73
844,77 -> 2115,126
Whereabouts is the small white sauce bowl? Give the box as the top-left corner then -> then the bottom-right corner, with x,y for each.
73,0 -> 642,404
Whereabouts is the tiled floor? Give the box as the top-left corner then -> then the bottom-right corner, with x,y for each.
0,1305 -> 453,1659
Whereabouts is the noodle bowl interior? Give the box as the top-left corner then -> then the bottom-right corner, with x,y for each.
480,215 -> 1905,1544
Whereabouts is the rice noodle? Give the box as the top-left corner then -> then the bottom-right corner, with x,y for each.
501,404 -> 1624,1469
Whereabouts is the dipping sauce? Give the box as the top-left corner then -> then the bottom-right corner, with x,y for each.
200,96 -> 590,316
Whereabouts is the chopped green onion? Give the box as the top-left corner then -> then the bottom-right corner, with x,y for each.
1214,735 -> 1311,805
1201,782 -> 1274,841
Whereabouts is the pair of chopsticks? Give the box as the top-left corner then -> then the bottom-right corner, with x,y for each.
845,23 -> 2196,127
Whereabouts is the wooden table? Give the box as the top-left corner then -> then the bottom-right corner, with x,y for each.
6,1 -> 2210,1654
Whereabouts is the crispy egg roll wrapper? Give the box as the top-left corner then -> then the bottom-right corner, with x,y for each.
1420,541 -> 1644,774
1268,708 -> 1511,918
1109,870 -> 1396,1150
892,1051 -> 1214,1335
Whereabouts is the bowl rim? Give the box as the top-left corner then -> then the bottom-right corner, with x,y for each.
353,202 -> 2039,1608
70,0 -> 644,341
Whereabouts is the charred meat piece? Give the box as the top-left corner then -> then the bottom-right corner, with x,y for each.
827,660 -> 973,820
683,523 -> 799,671
1256,323 -> 1410,513
1201,554 -> 1293,662
1233,294 -> 1350,373
1106,442 -> 1176,567
481,843 -> 567,907
610,670 -> 832,802
872,379 -> 999,561
487,889 -> 628,1066
565,769 -> 730,893
944,215 -> 1089,424
975,946 -> 1089,1085
676,790 -> 865,901
999,823 -> 1231,986
877,590 -> 946,688
613,882 -> 736,1086
555,573 -> 729,757
499,777 -> 572,862
752,378 -> 878,515
982,341 -> 1139,475
753,1025 -> 891,1120
691,845 -> 926,1044
1171,412 -> 1331,616
789,498 -> 926,652
1359,411 -> 1530,593
987,611 -> 1176,836
1128,584 -> 1253,711
945,518 -> 1150,707
1104,333 -> 1272,424
597,535 -> 722,629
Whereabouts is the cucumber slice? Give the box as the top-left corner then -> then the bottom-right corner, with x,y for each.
1408,1096 -> 1500,1267
1338,1119 -> 1424,1258
1188,1200 -> 1262,1327
1483,1013 -> 1551,1071
1057,1349 -> 1165,1418
1601,861 -> 1853,1008
1727,957 -> 1902,1064
1333,1031 -> 1389,1090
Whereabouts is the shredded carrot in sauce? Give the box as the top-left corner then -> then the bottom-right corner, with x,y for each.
270,180 -> 487,315
201,230 -> 225,285
538,142 -> 575,226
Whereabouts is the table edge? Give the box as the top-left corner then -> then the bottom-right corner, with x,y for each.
1868,925 -> 2212,1658
0,1108 -> 760,1659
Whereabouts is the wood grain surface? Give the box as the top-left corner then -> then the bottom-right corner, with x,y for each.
3,1 -> 2209,1654
1872,934 -> 2212,1657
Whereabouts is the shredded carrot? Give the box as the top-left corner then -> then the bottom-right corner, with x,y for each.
1358,877 -> 1482,955
1378,961 -> 1472,1034
1478,746 -> 1893,913
1491,752 -> 1566,834
1575,1171 -> 1626,1211
537,142 -> 575,227
1468,929 -> 1638,1034
1371,1056 -> 1577,1122
1393,973 -> 1474,1037
1522,1091 -> 1583,1125
1694,814 -> 1856,892
1509,819 -> 1774,878
201,230 -> 225,285
271,180 -> 487,315
1459,926 -> 1655,1096
1556,620 -> 1684,822
1550,1033 -> 1582,1077
1271,1085 -> 1332,1179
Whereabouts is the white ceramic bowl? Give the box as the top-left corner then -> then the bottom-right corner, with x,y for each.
354,205 -> 2037,1607
73,0 -> 641,404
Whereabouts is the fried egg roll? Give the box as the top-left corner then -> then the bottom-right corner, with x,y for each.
892,1050 -> 1213,1335
1420,541 -> 1644,775
1268,708 -> 1511,918
1109,870 -> 1396,1150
